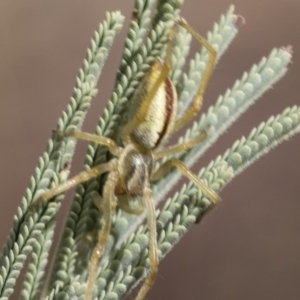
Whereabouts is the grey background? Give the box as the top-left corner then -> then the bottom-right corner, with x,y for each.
0,1 -> 299,299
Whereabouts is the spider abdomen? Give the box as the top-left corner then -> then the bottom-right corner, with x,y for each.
128,60 -> 178,149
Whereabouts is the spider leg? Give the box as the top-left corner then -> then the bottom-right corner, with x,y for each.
153,127 -> 208,159
121,24 -> 177,141
135,187 -> 158,300
151,158 -> 220,205
54,130 -> 122,156
93,191 -> 117,213
173,20 -> 216,133
80,192 -> 117,263
32,160 -> 116,207
85,171 -> 119,300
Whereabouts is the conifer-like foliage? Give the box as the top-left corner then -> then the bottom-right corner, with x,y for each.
0,1 -> 298,300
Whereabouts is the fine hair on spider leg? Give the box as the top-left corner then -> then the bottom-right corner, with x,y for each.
33,18 -> 218,300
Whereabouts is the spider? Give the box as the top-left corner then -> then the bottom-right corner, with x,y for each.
34,19 -> 218,300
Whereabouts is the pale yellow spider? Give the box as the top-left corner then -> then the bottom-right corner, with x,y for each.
35,19 -> 218,300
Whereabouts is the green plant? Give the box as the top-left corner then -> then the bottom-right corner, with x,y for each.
0,1 -> 298,300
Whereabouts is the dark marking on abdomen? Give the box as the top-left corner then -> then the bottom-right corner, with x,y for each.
155,77 -> 174,147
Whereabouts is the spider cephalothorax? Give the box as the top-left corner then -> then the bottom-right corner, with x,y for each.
115,145 -> 154,199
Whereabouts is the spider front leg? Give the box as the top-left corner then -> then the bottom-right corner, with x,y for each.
85,172 -> 119,300
151,158 -> 220,205
93,191 -> 117,213
32,160 -> 116,206
173,20 -> 216,133
54,130 -> 122,156
135,187 -> 158,300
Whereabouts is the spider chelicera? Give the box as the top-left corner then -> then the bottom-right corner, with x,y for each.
35,19 -> 218,300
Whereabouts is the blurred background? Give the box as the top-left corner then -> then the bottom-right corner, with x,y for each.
0,1 -> 299,299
